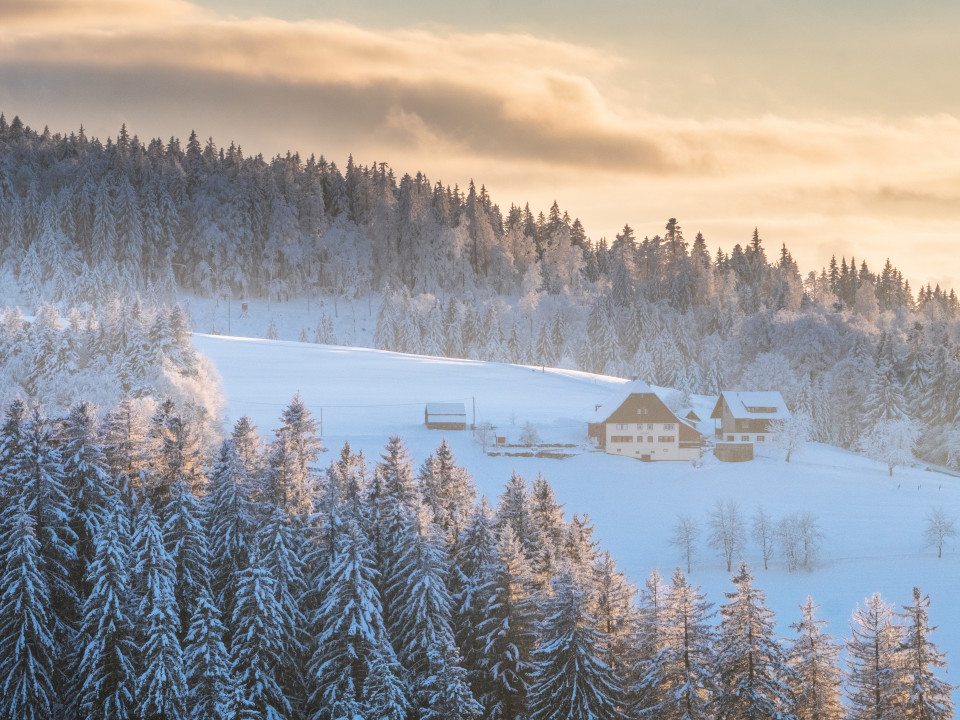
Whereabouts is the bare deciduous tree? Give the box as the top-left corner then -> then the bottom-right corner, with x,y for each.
474,421 -> 495,453
519,421 -> 541,446
708,499 -> 745,572
669,514 -> 700,574
752,506 -> 776,570
778,512 -> 823,572
924,507 -> 957,559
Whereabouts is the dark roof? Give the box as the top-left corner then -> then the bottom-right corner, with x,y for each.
603,392 -> 681,424
685,410 -> 701,422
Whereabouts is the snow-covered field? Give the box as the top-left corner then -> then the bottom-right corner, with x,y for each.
193,333 -> 960,681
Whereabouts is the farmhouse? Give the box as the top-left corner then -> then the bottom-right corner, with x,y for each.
424,402 -> 467,430
588,380 -> 704,461
710,391 -> 790,443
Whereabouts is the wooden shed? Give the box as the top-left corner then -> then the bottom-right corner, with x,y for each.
424,402 -> 467,430
714,441 -> 754,462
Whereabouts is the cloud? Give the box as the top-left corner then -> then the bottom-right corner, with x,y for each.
2,0 -> 960,285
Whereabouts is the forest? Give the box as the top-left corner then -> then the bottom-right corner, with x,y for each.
0,114 -> 958,470
0,396 -> 953,720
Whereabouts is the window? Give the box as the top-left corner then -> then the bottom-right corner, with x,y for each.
756,435 -> 765,442
646,423 -> 654,431
741,435 -> 749,441
658,436 -> 675,443
611,435 -> 633,443
637,407 -> 648,415
647,436 -> 653,443
616,423 -> 629,431
726,435 -> 734,441
663,423 -> 675,430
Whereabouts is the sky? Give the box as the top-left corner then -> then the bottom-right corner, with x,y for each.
3,0 -> 960,289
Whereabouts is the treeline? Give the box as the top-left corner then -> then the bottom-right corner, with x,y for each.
3,114 -> 960,466
0,395 -> 953,720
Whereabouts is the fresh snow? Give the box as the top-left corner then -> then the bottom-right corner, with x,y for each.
192,332 -> 960,693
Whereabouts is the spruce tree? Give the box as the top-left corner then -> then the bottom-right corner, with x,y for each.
132,501 -> 186,720
362,640 -> 411,720
418,440 -> 476,546
713,563 -> 794,720
183,577 -> 230,720
645,568 -> 717,720
527,572 -> 620,720
307,518 -> 388,720
229,549 -> 291,720
265,394 -> 322,518
0,497 -> 58,720
419,641 -> 484,720
77,500 -> 137,720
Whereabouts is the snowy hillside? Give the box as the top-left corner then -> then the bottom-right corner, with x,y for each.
194,332 -> 960,676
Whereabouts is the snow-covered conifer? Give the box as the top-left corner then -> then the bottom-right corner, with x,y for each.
787,597 -> 842,720
846,592 -> 904,720
528,572 -> 620,720
419,641 -> 483,720
132,501 -> 186,720
713,563 -> 794,720
264,394 -> 322,518
77,500 -> 137,720
897,588 -> 954,720
0,497 -> 58,720
183,585 -> 230,720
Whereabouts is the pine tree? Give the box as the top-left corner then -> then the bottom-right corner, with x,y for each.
132,501 -> 186,720
897,588 -> 954,720
786,597 -> 842,720
77,500 -> 137,720
713,563 -> 794,720
528,572 -> 621,720
0,497 -> 58,720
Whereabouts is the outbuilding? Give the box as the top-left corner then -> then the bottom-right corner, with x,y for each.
424,402 -> 467,430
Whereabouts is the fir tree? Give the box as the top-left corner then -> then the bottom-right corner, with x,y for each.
265,394 -> 322,518
419,641 -> 484,720
183,585 -> 230,720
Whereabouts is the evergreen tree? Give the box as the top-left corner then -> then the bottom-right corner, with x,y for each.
77,500 -> 137,720
229,549 -> 291,720
265,394 -> 322,518
183,585 -> 230,720
528,572 -> 621,720
163,475 -> 208,638
0,497 -> 58,720
207,441 -> 256,639
646,567 -> 717,720
419,641 -> 484,720
713,563 -> 794,720
897,588 -> 954,720
478,526 -> 538,720
786,597 -> 842,720
847,592 -> 903,720
362,640 -> 411,720
496,472 -> 540,561
307,518 -> 387,720
418,440 -> 476,546
132,501 -> 186,720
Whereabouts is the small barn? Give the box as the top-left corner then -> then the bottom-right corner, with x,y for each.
424,402 -> 467,430
710,390 -> 790,444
